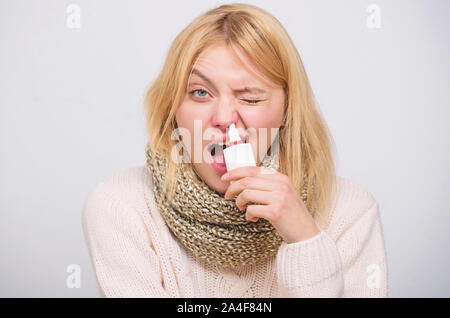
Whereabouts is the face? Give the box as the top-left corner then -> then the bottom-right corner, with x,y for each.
175,44 -> 286,194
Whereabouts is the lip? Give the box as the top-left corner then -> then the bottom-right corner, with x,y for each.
208,148 -> 228,174
211,159 -> 228,174
205,129 -> 248,175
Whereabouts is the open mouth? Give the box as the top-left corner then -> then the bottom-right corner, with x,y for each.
208,143 -> 227,164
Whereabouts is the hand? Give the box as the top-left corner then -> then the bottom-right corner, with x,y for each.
221,166 -> 321,244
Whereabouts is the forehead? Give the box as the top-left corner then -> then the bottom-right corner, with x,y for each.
188,44 -> 273,88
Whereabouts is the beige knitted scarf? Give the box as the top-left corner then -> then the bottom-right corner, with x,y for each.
145,141 -> 306,268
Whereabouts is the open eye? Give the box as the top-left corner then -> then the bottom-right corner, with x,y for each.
189,89 -> 210,98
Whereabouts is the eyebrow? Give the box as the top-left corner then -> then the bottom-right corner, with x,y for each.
189,68 -> 267,94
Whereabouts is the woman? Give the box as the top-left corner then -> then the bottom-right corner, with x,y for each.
82,3 -> 388,297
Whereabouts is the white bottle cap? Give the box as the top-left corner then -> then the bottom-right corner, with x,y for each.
223,125 -> 256,173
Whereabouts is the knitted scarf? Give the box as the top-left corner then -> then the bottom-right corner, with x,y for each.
145,141 -> 292,268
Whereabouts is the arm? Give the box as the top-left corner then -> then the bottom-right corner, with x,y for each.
82,182 -> 170,297
276,200 -> 388,297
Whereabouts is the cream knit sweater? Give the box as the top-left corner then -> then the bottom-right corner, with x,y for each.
82,166 -> 389,298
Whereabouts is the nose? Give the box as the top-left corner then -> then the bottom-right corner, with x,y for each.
210,105 -> 239,132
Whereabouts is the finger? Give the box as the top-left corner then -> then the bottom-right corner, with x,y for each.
221,165 -> 280,182
245,204 -> 273,222
225,176 -> 280,200
235,189 -> 274,210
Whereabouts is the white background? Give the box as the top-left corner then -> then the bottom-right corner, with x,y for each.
0,0 -> 449,297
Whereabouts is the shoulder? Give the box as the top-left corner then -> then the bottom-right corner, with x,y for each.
324,176 -> 380,237
82,165 -> 153,224
334,176 -> 378,212
85,166 -> 150,202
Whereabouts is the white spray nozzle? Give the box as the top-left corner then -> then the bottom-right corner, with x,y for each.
227,124 -> 242,143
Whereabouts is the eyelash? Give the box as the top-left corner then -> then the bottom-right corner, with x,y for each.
188,89 -> 263,105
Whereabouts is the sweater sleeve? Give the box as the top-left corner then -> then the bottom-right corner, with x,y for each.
82,181 -> 170,297
275,200 -> 388,298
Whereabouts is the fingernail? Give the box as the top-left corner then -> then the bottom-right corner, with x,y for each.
221,173 -> 229,181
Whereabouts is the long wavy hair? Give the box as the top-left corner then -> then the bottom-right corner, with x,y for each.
144,3 -> 339,228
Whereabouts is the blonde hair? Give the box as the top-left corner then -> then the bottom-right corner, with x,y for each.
144,3 -> 338,228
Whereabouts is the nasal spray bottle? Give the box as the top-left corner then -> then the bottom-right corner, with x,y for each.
223,124 -> 256,184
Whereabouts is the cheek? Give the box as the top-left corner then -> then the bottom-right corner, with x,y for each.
241,108 -> 282,127
240,106 -> 283,160
175,102 -> 211,153
240,107 -> 283,138
176,102 -> 208,129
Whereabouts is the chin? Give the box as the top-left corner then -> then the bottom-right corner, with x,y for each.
218,180 -> 230,193
193,163 -> 228,194
207,173 -> 229,194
